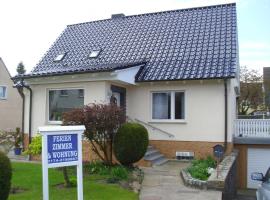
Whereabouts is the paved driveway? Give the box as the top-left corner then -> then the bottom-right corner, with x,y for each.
140,161 -> 222,200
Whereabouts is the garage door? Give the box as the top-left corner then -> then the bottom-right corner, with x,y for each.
247,148 -> 270,188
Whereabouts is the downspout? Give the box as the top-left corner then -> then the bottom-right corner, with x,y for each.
25,86 -> 32,145
224,79 -> 228,152
17,88 -> 25,150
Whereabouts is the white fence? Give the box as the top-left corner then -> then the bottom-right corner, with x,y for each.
234,119 -> 270,137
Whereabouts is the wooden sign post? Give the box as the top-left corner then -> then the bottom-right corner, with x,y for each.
39,126 -> 85,200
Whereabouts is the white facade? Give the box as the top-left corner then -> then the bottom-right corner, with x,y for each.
23,72 -> 238,144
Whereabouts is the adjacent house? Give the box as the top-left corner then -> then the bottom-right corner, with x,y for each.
264,67 -> 270,109
233,67 -> 270,189
0,58 -> 22,131
15,3 -> 239,163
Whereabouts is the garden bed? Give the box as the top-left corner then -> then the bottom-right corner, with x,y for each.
181,156 -> 216,189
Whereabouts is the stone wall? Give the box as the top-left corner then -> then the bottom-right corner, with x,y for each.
181,151 -> 238,200
207,151 -> 238,200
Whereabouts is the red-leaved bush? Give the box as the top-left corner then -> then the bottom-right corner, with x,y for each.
63,103 -> 125,165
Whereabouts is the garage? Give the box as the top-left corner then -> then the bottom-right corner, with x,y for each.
247,148 -> 270,188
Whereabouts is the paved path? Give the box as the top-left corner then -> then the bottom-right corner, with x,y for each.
140,161 -> 222,200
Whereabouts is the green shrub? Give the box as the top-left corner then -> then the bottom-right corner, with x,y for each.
187,156 -> 216,181
110,166 -> 128,181
88,161 -> 110,175
0,151 -> 12,200
113,123 -> 149,166
24,135 -> 41,155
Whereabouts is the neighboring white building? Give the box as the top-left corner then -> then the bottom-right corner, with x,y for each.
15,3 -> 239,160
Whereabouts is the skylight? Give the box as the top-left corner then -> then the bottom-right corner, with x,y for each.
89,50 -> 100,58
54,53 -> 66,62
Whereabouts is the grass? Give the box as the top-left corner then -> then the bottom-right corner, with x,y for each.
8,162 -> 138,200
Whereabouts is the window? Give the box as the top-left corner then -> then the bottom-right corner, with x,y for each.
54,53 -> 66,62
0,86 -> 7,99
89,50 -> 100,58
152,91 -> 185,120
48,89 -> 84,122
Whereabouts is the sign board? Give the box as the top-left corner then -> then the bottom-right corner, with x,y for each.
39,126 -> 85,200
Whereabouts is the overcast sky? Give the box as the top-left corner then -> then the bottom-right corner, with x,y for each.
0,0 -> 269,76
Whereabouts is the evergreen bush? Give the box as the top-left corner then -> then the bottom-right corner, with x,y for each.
0,151 -> 12,200
113,123 -> 149,166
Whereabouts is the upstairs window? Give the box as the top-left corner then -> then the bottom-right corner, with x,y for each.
0,86 -> 7,99
152,91 -> 185,120
54,53 -> 66,62
89,50 -> 101,58
48,89 -> 84,122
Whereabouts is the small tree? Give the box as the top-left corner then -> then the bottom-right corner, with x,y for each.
63,103 -> 126,165
238,66 -> 263,115
16,62 -> 26,75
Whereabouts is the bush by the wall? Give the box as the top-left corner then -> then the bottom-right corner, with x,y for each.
113,123 -> 149,166
23,135 -> 42,155
0,151 -> 12,200
187,156 -> 216,181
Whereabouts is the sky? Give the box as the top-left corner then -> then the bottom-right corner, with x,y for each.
0,0 -> 270,76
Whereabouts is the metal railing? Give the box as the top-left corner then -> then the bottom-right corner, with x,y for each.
127,117 -> 174,138
234,119 -> 270,138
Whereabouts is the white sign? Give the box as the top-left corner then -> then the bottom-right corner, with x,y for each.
39,125 -> 85,200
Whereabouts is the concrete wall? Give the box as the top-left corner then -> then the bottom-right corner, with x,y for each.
126,79 -> 237,143
0,58 -> 22,131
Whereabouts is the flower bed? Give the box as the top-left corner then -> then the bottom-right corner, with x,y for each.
187,156 -> 216,181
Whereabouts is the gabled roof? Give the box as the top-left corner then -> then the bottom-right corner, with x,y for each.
23,3 -> 238,82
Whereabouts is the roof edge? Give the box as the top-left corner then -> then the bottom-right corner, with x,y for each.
67,2 -> 236,27
12,61 -> 147,80
135,76 -> 236,83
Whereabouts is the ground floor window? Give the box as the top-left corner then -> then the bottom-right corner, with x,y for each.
48,89 -> 84,122
0,86 -> 7,99
152,91 -> 185,120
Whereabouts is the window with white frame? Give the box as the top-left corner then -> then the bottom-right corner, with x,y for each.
0,86 -> 7,99
152,91 -> 185,120
48,89 -> 84,122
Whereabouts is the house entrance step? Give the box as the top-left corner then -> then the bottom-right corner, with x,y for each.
144,145 -> 168,166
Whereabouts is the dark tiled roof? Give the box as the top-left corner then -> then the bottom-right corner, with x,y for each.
27,3 -> 238,81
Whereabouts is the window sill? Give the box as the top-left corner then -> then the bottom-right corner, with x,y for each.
149,120 -> 187,124
47,121 -> 63,125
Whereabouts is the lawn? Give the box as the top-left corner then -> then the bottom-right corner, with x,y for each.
9,162 -> 138,200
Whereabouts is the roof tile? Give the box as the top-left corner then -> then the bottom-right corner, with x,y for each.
27,3 -> 238,81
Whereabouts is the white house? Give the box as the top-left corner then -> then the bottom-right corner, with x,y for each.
14,3 -> 239,162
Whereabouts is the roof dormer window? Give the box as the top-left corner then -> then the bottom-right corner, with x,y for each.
89,50 -> 101,58
54,53 -> 66,62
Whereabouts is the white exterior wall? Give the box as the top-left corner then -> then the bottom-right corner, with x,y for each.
227,78 -> 239,142
126,79 -> 236,142
23,76 -> 238,143
24,81 -> 108,135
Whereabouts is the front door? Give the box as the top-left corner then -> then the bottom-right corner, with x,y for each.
111,85 -> 126,113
